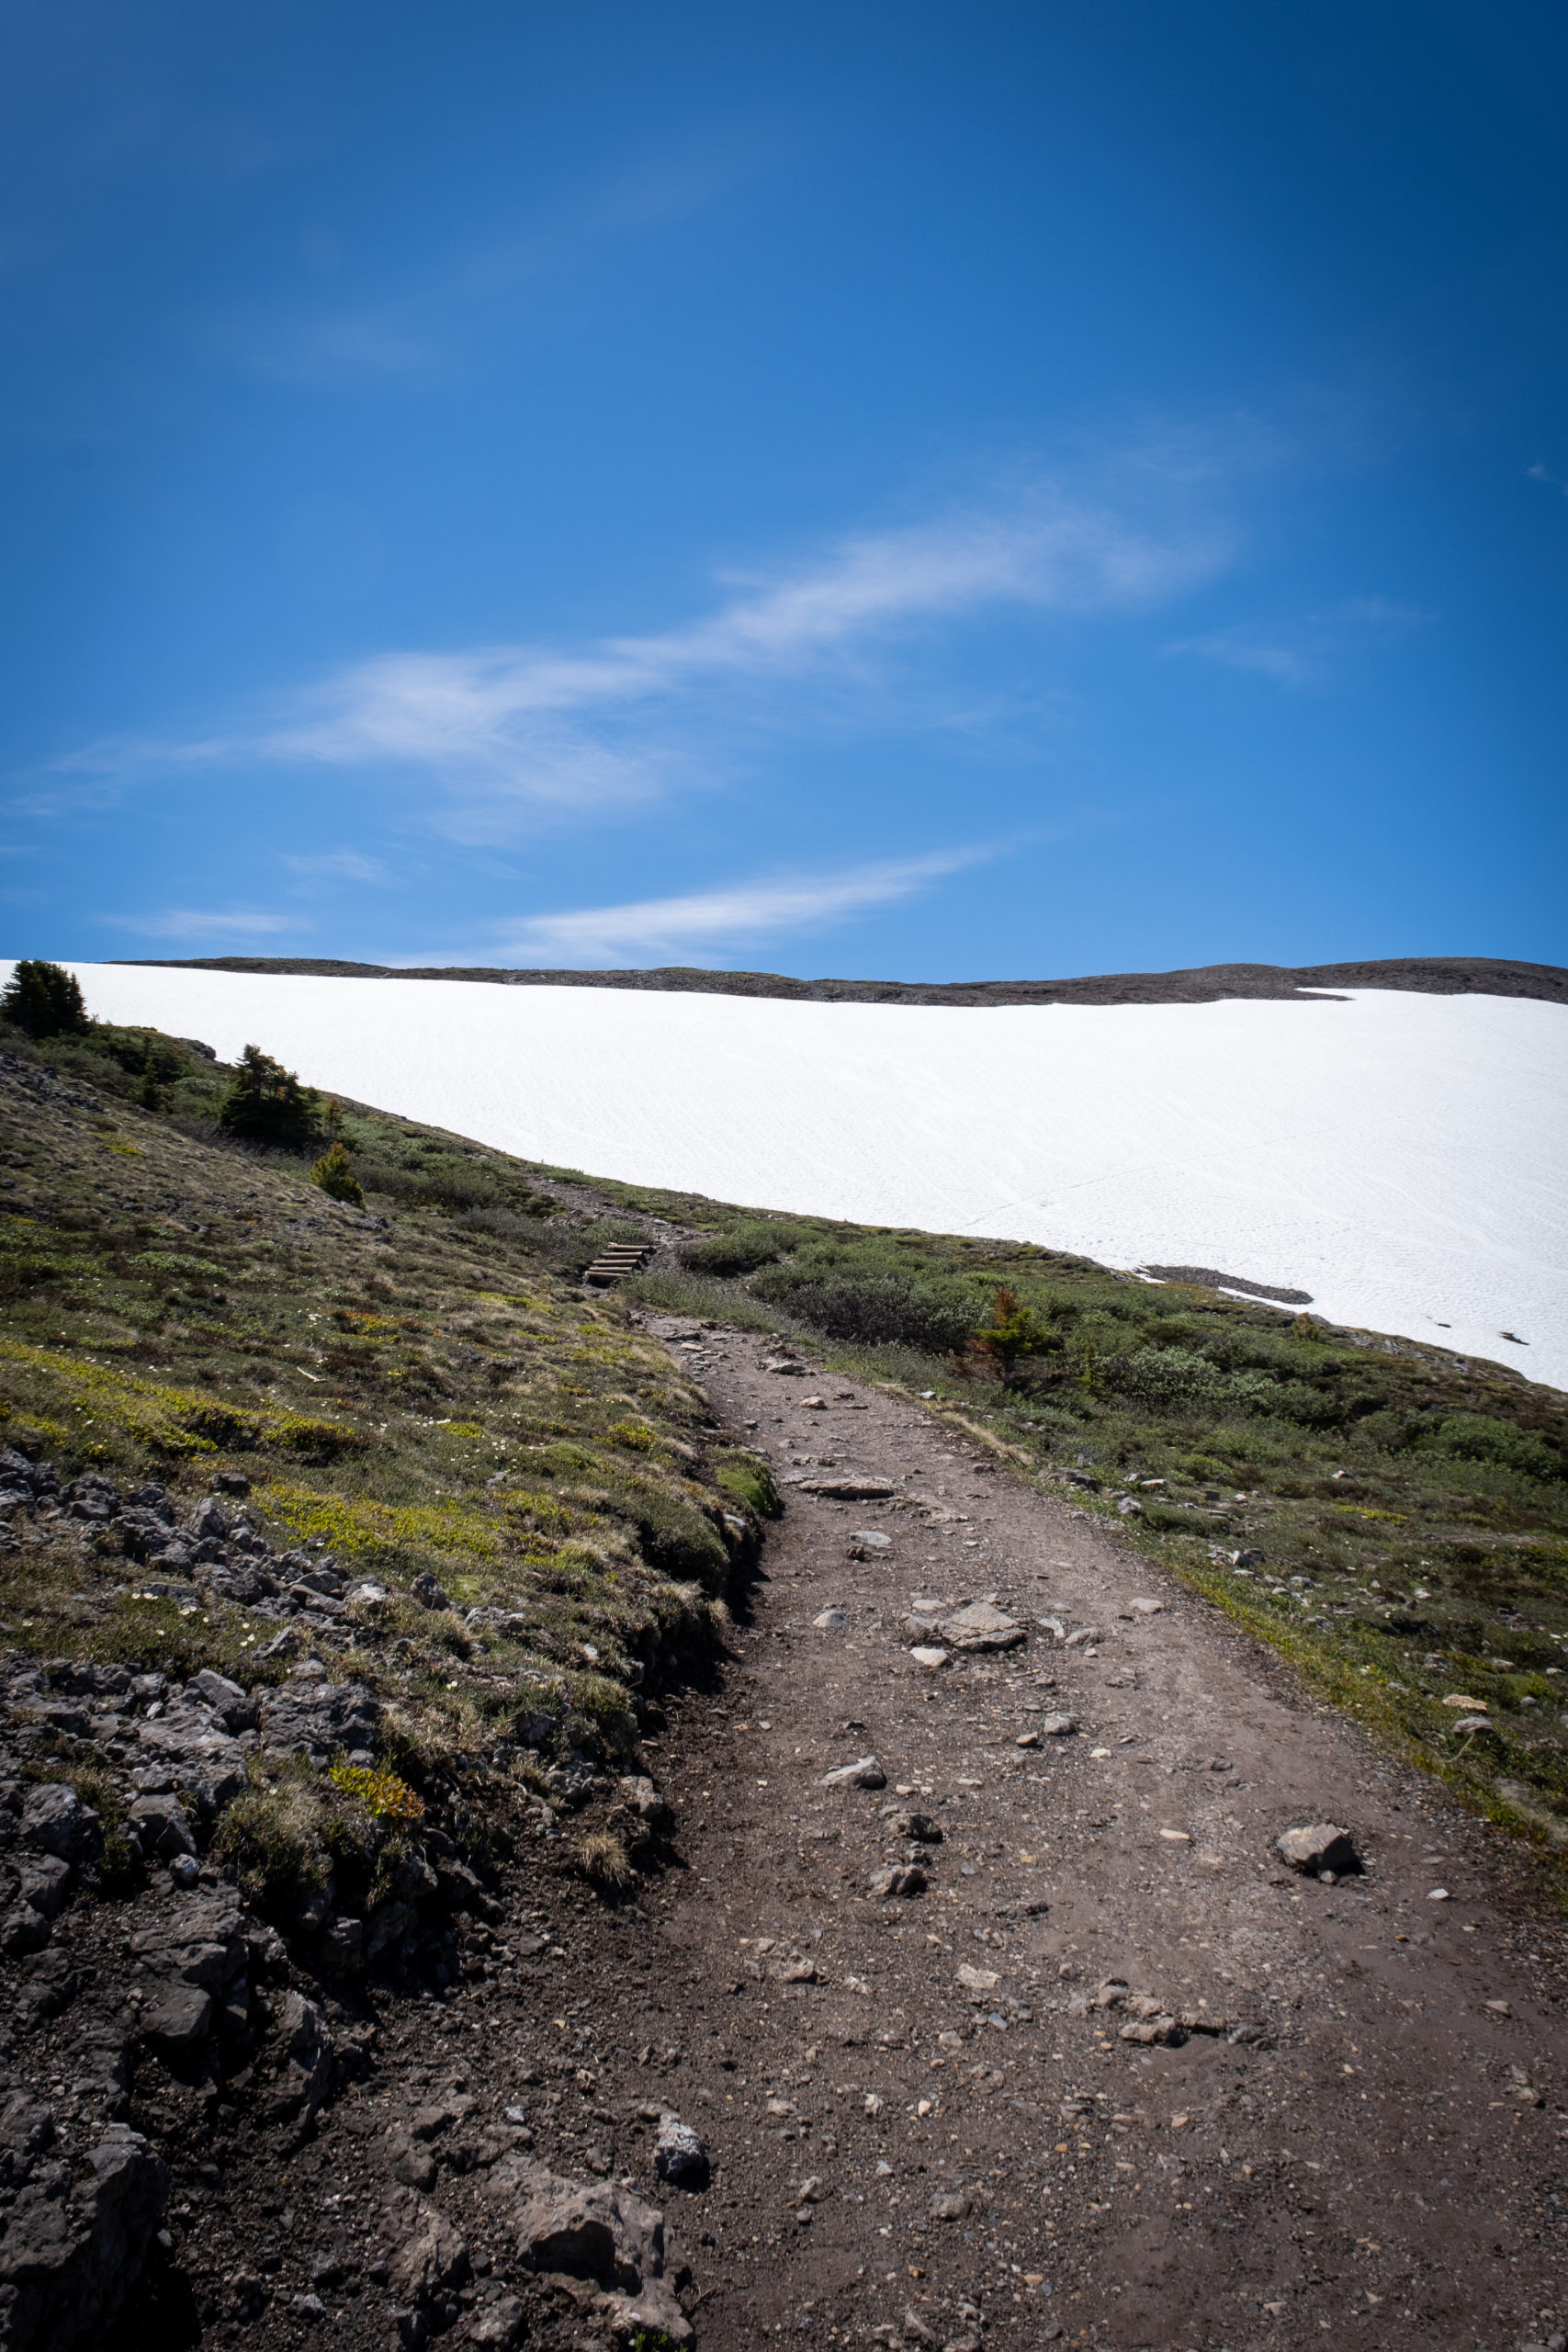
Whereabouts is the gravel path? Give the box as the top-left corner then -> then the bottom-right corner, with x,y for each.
636,1324 -> 1568,2350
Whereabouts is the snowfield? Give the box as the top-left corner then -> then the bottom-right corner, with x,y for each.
20,962 -> 1568,1393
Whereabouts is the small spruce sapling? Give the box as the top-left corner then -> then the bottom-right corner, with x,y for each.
218,1043 -> 325,1152
136,1041 -> 164,1112
0,958 -> 89,1039
310,1140 -> 366,1206
970,1286 -> 1057,1388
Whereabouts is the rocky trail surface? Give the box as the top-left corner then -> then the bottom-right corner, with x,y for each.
7,1324 -> 1568,2352
615,1326 -> 1568,2352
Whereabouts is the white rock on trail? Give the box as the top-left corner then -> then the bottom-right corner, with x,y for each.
1275,1824 -> 1358,1875
820,1755 -> 886,1790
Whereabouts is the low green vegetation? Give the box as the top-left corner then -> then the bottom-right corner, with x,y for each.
0,997 -> 760,1888
5,973 -> 1566,1880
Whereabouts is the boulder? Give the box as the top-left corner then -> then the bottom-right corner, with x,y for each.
17,1858 -> 71,1921
0,2095 -> 54,2191
135,1712 -> 247,1812
185,1670 -> 258,1732
880,1809 -> 942,1842
466,2295 -> 525,2346
495,2158 -> 690,2344
127,1793 -> 196,1861
615,1776 -> 671,1831
0,2124 -> 167,2352
797,1476 -> 897,1500
258,1679 -> 380,1762
266,1991 -> 333,2125
1,1905 -> 52,1960
1275,1824 -> 1358,1876
653,2114 -> 706,2184
382,2188 -> 470,2304
867,1865 -> 926,1899
130,1888 -> 248,1994
139,1984 -> 213,2059
19,1785 -> 102,1865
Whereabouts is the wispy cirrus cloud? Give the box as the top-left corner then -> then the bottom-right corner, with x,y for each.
49,481 -> 1225,836
280,849 -> 390,884
203,142 -> 769,391
104,908 -> 305,941
481,848 -> 993,967
1165,596 -> 1430,689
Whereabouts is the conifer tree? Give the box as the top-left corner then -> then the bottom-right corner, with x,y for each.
0,959 -> 89,1039
217,1044 -> 325,1151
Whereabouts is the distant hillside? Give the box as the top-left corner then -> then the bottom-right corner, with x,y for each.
119,953 -> 1568,1008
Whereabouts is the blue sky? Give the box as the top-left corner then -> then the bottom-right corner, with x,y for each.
4,0 -> 1566,978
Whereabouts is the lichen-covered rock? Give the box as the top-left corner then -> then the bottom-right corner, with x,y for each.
258,1679 -> 380,1761
18,1785 -> 102,1866
134,1710 -> 247,1812
185,1669 -> 258,1731
130,1886 -> 248,1993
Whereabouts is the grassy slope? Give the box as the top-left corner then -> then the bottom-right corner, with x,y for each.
5,1014 -> 1567,1887
0,1023 -> 773,1903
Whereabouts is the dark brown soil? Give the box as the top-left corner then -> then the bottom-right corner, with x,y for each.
117,956 -> 1568,1010
116,1326 -> 1568,2352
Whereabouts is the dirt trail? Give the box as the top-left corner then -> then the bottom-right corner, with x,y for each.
632,1325 -> 1568,2350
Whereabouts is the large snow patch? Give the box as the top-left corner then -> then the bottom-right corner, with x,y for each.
22,963 -> 1568,1393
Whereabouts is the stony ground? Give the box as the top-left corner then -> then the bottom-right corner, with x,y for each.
6,1094 -> 1568,2352
595,1326 -> 1568,2352
39,1317 -> 1561,2352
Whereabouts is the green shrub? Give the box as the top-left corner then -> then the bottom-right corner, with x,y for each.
310,1141 -> 367,1206
2,959 -> 88,1039
682,1220 -> 805,1275
1429,1412 -> 1564,1482
751,1266 -> 981,1354
218,1044 -> 325,1152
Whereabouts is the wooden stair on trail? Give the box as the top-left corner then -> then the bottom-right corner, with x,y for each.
581,1240 -> 656,1287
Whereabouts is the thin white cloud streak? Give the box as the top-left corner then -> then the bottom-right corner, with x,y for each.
280,850 -> 390,883
491,850 -> 990,967
51,488 -> 1224,832
1165,597 -> 1430,689
105,909 -> 304,941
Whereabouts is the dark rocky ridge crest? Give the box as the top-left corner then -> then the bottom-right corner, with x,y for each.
118,954 -> 1568,1007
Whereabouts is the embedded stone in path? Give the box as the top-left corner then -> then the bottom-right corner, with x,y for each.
798,1475 -> 899,1500
940,1600 -> 1025,1653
